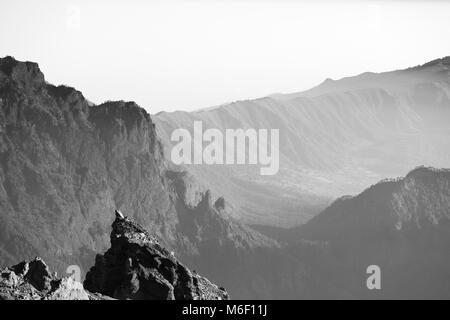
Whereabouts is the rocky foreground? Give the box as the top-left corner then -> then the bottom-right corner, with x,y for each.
0,257 -> 90,300
2,56 -> 450,299
0,55 -> 261,299
0,211 -> 228,300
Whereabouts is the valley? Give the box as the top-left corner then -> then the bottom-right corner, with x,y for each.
1,55 -> 450,299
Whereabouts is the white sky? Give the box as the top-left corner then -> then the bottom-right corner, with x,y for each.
1,0 -> 450,113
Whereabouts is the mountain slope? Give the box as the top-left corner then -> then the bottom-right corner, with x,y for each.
0,56 -> 348,300
155,56 -> 450,226
275,56 -> 450,100
295,166 -> 450,299
2,56 -> 450,299
299,166 -> 450,240
0,56 -> 176,271
0,56 -> 283,299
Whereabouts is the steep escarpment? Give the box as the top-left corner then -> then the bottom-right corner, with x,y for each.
0,56 -> 299,299
0,56 -> 178,274
0,56 -> 265,286
3,56 -> 450,299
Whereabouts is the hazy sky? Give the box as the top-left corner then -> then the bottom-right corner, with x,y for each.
1,0 -> 450,113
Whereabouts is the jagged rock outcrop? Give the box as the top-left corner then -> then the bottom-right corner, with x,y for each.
3,55 -> 450,300
84,211 -> 229,300
0,257 -> 89,300
0,55 -> 289,299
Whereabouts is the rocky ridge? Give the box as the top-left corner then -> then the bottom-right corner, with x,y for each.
293,166 -> 450,299
2,55 -> 450,299
155,55 -> 450,226
1,210 -> 228,300
84,210 -> 229,300
0,257 -> 90,300
0,56 -> 272,298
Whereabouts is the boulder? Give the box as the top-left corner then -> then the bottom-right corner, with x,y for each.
0,257 -> 90,300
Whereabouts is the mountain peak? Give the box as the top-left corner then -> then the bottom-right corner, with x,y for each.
418,56 -> 450,68
0,56 -> 45,90
84,211 -> 229,300
300,166 -> 450,242
405,166 -> 450,179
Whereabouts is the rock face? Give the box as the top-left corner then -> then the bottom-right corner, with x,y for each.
0,56 -> 272,299
0,257 -> 89,300
84,213 -> 229,300
0,55 -> 180,274
2,55 -> 450,299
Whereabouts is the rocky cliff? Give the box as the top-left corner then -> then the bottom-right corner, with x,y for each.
2,55 -> 450,299
0,56 -> 286,299
0,55 -> 176,273
84,211 -> 229,300
1,210 -> 228,300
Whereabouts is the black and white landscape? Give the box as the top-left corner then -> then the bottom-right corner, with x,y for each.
1,55 -> 450,300
1,0 -> 450,300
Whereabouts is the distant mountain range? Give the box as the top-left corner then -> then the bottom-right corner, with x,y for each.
155,56 -> 450,226
1,55 -> 450,299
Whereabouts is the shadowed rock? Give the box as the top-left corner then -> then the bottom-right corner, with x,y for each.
84,211 -> 229,300
0,257 -> 89,300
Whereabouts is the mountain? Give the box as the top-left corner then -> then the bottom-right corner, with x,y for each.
0,55 -> 356,299
84,211 -> 229,300
2,55 -> 450,299
0,56 -> 280,299
0,55 -> 178,272
0,211 -> 228,300
155,56 -> 450,227
0,56 -> 341,300
298,166 -> 450,240
253,166 -> 450,299
293,166 -> 450,299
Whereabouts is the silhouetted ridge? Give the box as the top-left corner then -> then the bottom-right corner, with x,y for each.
299,167 -> 450,241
